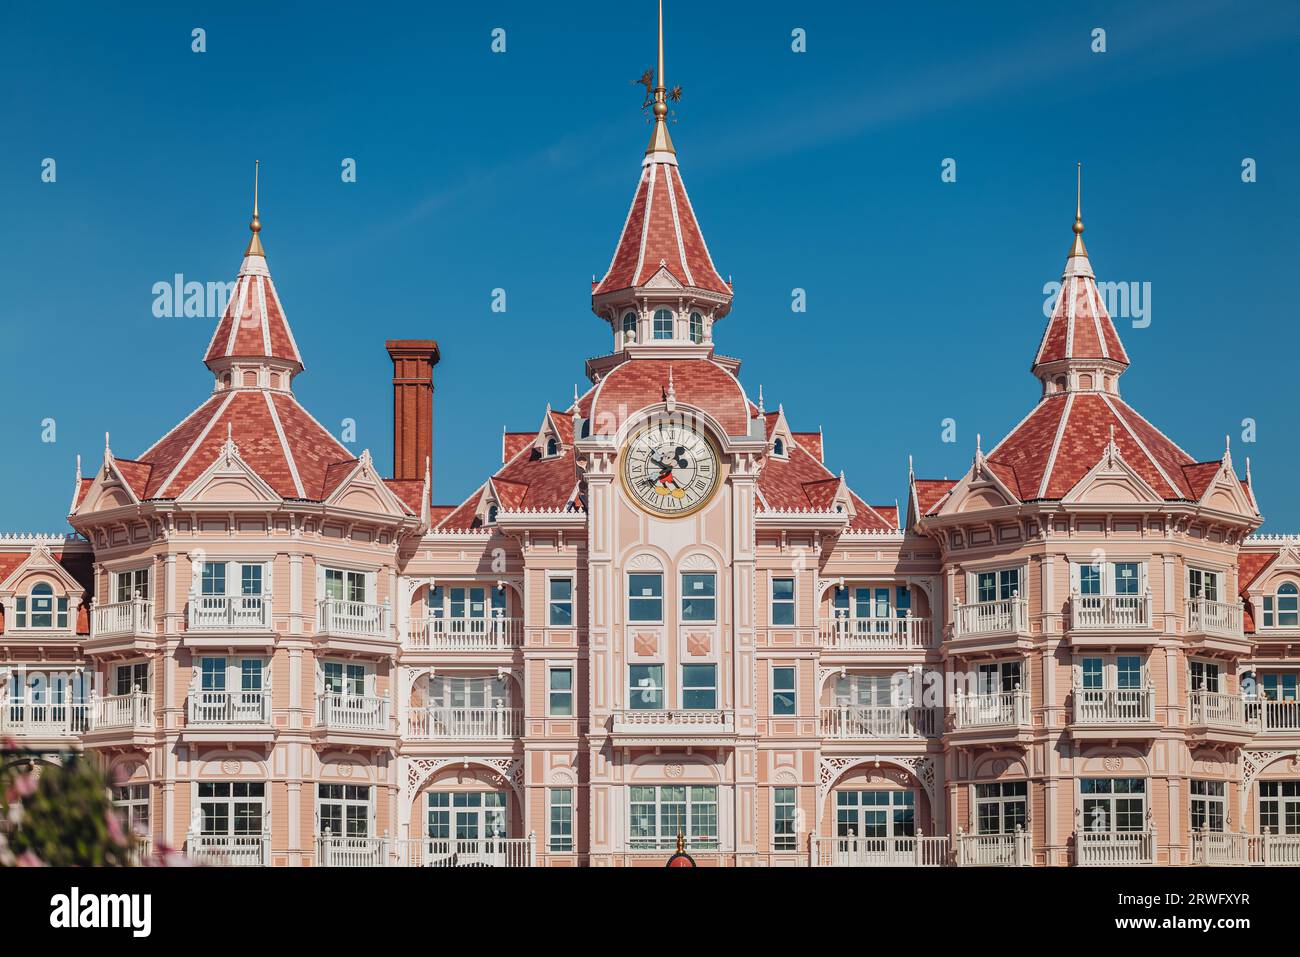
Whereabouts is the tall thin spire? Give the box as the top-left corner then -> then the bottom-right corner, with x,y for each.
646,0 -> 675,156
1068,162 -> 1087,260
246,160 -> 265,257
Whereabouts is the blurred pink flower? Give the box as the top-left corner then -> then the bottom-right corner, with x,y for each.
106,809 -> 126,846
16,850 -> 44,867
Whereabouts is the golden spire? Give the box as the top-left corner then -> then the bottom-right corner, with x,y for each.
645,0 -> 676,155
1068,162 -> 1087,259
246,160 -> 265,257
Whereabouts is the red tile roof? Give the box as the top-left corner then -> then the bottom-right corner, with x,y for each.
203,262 -> 303,370
594,160 -> 730,297
757,443 -> 893,531
1033,266 -> 1129,371
912,479 -> 958,517
383,479 -> 423,516
590,359 -> 750,438
503,432 -> 534,463
794,431 -> 823,463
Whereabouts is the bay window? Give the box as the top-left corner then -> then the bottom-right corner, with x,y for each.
1188,567 -> 1221,603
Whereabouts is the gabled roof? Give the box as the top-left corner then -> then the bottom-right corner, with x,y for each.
757,442 -> 894,531
912,479 -> 958,517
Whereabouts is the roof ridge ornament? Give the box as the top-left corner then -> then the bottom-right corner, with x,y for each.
642,0 -> 679,156
1068,162 -> 1087,261
246,160 -> 265,258
665,366 -> 677,412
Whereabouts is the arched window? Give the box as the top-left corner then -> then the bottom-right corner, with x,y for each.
486,504 -> 499,525
546,437 -> 558,457
580,418 -> 591,439
773,438 -> 785,457
16,582 -> 68,630
1264,582 -> 1300,628
689,312 -> 704,344
622,311 -> 638,343
653,309 -> 674,340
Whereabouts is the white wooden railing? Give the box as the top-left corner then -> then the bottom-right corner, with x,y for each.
952,597 -> 1029,639
1247,699 -> 1300,734
389,836 -> 534,867
187,690 -> 271,726
317,599 -> 389,640
1188,691 -> 1248,729
1075,830 -> 1155,866
92,598 -> 154,638
90,690 -> 153,731
1070,592 -> 1151,631
955,828 -> 1032,866
611,710 -> 736,735
317,693 -> 389,733
818,616 -> 934,651
129,835 -> 154,867
405,615 -> 523,651
1186,598 -> 1244,639
952,689 -> 1029,729
318,834 -> 388,867
0,698 -> 89,736
1193,829 -> 1300,866
188,594 -> 272,631
1072,686 -> 1155,724
186,834 -> 269,866
811,833 -> 948,867
818,705 -> 941,739
406,705 -> 523,740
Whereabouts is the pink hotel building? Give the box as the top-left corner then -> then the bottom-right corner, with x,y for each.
3,21 -> 1299,870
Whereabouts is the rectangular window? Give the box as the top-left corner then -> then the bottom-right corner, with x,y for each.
202,562 -> 226,596
628,664 -> 664,710
198,781 -> 265,837
1190,780 -> 1225,833
1081,778 -> 1147,832
680,573 -> 716,622
112,783 -> 150,837
771,577 -> 795,626
977,568 -> 1020,602
548,667 -> 574,716
1261,672 -> 1299,702
548,578 -> 573,627
1189,660 -> 1221,693
318,783 -> 370,838
1188,568 -> 1220,603
975,781 -> 1028,834
115,661 -> 149,697
978,660 -> 1021,694
1259,781 -> 1300,836
200,657 -> 227,691
628,573 -> 663,622
428,675 -> 507,710
1114,562 -> 1140,595
240,563 -> 263,596
322,661 -> 365,696
427,585 -> 445,618
324,568 -> 366,603
1079,564 -> 1102,596
681,664 -> 717,710
114,568 -> 151,603
773,787 -> 798,851
1264,585 -> 1300,628
771,666 -> 796,716
549,788 -> 574,852
628,785 -> 718,849
835,790 -> 915,838
425,791 -> 508,841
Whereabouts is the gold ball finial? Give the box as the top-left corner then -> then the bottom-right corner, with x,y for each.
245,160 -> 266,257
1067,162 -> 1087,259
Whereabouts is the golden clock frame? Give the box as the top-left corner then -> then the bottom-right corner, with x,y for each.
617,421 -> 724,520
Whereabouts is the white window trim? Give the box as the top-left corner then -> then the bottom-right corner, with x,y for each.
679,570 -> 717,624
770,661 -> 798,716
627,662 -> 666,711
547,662 -> 575,717
626,570 -> 665,625
770,572 -> 797,627
546,572 -> 575,628
316,782 -> 375,839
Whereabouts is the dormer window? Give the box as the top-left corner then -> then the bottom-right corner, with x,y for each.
15,582 -> 69,630
689,312 -> 703,344
486,504 -> 500,525
772,437 -> 786,458
622,312 -> 637,343
653,308 -> 673,340
545,437 -> 559,458
1263,582 -> 1299,628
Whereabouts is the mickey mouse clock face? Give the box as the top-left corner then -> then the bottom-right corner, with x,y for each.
621,421 -> 721,517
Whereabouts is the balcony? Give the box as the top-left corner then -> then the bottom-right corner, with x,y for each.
949,690 -> 1032,745
186,835 -> 269,867
84,691 -> 154,746
1075,830 -> 1155,866
185,595 -> 273,649
1185,600 -> 1251,655
1070,686 -> 1158,739
386,836 -> 534,867
818,704 -> 941,740
1192,830 -> 1300,866
955,829 -> 1032,866
405,615 -> 523,653
313,693 -> 393,746
88,598 -> 154,653
1186,691 -> 1254,744
1068,593 -> 1152,644
810,834 -> 948,867
1246,698 -> 1300,735
406,705 -> 523,741
315,599 -> 391,655
184,689 -> 274,744
317,834 -> 389,867
0,699 -> 88,741
950,597 -> 1030,651
819,616 -> 934,652
610,709 -> 736,743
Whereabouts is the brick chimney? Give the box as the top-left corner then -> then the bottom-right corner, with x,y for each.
386,339 -> 440,481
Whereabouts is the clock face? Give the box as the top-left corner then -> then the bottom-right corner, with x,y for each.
621,421 -> 721,517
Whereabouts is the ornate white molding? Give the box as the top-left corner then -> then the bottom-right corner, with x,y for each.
817,754 -> 937,808
403,756 -> 524,808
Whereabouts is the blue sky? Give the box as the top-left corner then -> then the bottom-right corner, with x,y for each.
1,0 -> 1297,530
